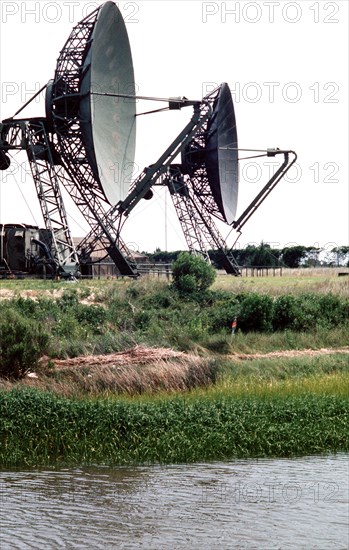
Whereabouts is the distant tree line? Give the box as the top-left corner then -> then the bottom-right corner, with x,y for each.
144,244 -> 349,269
210,243 -> 318,269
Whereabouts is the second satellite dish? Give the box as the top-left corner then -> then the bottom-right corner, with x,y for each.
205,83 -> 239,225
181,83 -> 239,225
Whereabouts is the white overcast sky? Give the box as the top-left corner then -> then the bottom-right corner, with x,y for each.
0,0 -> 348,254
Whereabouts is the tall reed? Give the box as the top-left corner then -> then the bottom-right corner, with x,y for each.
1,383 -> 348,467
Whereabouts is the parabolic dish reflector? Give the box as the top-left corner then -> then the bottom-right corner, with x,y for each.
205,83 -> 239,224
79,1 -> 136,205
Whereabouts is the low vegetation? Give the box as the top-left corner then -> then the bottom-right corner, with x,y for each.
0,271 -> 348,380
0,259 -> 348,466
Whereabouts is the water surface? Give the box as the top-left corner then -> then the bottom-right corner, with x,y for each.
1,454 -> 348,549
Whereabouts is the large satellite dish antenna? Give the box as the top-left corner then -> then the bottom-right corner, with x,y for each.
0,1 -> 297,278
49,0 -> 136,206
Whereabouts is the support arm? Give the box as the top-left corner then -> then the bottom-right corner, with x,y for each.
232,149 -> 297,233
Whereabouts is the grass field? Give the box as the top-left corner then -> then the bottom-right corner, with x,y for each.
213,268 -> 349,297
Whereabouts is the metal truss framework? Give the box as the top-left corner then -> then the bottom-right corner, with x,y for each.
51,6 -> 104,201
47,5 -> 140,275
0,119 -> 79,276
181,86 -> 227,223
76,102 -> 213,271
167,167 -> 211,264
50,4 -> 240,277
1,6 -> 233,278
167,166 -> 241,275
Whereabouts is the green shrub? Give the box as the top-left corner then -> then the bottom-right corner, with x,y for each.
107,296 -> 135,330
74,304 -> 107,331
291,294 -> 323,331
143,287 -> 177,309
125,283 -> 141,300
289,294 -> 348,331
237,293 -> 274,332
172,253 -> 216,296
273,295 -> 298,330
272,293 -> 348,331
208,297 -> 240,332
134,309 -> 153,330
58,289 -> 79,309
314,294 -> 348,328
0,310 -> 49,379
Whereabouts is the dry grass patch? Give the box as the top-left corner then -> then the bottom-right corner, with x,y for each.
231,346 -> 349,361
0,346 -> 217,397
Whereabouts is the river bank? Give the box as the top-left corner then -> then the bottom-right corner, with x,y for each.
1,354 -> 348,467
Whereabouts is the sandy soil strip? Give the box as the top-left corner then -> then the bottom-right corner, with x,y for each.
232,347 -> 349,361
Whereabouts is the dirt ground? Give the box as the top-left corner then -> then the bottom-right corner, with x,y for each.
233,347 -> 349,361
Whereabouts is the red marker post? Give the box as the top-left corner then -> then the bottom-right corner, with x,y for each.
231,317 -> 237,337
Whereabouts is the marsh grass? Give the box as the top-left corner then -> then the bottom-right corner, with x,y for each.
1,377 -> 348,467
214,363 -> 349,399
222,326 -> 349,354
224,353 -> 349,381
1,351 -> 349,467
1,268 -> 348,297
